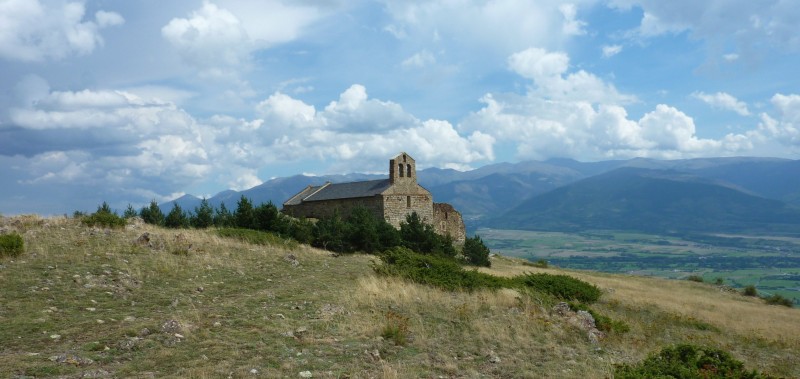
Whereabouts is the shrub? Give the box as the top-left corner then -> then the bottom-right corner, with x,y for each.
400,212 -> 455,257
381,311 -> 410,346
568,302 -> 629,334
82,202 -> 126,228
374,247 -> 509,291
743,285 -> 758,297
714,277 -> 725,285
216,228 -> 297,249
614,344 -> 772,378
462,235 -> 491,267
763,294 -> 793,308
686,275 -> 704,283
0,233 -> 24,257
513,273 -> 601,303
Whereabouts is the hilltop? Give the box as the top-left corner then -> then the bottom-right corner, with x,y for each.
0,216 -> 797,377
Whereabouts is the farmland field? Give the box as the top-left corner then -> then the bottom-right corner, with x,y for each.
478,228 -> 800,305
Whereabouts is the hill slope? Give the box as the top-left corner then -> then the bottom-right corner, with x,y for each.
0,216 -> 798,377
491,168 -> 800,235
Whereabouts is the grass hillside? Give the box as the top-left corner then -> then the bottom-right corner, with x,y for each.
1,216 -> 798,378
492,168 -> 800,235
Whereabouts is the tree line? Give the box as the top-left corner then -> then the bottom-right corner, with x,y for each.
81,196 -> 491,267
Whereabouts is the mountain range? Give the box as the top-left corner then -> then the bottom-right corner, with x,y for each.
163,157 -> 800,236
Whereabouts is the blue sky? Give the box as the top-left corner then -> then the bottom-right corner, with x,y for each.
1,0 -> 799,215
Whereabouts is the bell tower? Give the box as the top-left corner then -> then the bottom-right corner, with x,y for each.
389,152 -> 416,184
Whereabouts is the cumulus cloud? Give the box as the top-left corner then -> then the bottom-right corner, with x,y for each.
461,48 -> 753,160
508,47 -> 634,104
162,2 -> 251,70
0,0 -> 123,61
692,91 -> 751,116
162,1 -> 328,73
758,94 -> 800,146
249,84 -> 494,171
559,3 -> 587,36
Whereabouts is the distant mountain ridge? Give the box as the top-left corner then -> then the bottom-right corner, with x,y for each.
161,156 -> 800,235
488,167 -> 800,236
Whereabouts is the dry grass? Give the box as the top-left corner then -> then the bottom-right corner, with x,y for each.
0,215 -> 798,378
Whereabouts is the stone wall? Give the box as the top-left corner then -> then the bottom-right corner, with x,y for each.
433,203 -> 466,245
382,194 -> 434,229
282,196 -> 383,221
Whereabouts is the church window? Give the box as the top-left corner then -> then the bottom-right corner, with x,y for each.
406,164 -> 412,178
406,196 -> 411,208
399,163 -> 404,177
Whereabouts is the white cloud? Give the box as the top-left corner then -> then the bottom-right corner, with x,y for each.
161,2 -> 251,70
758,94 -> 800,146
381,0 -> 596,55
692,91 -> 750,116
559,3 -> 587,36
0,0 -> 123,61
460,48 -> 753,160
612,1 -> 800,55
602,44 -> 623,58
242,84 -> 495,172
508,47 -> 634,104
402,50 -> 436,68
723,53 -> 739,62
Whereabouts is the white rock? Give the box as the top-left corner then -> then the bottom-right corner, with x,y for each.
250,368 -> 258,375
299,371 -> 312,378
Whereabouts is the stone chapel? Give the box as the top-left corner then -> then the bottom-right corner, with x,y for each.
282,152 -> 466,244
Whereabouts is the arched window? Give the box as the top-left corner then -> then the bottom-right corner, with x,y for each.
406,164 -> 412,178
399,163 -> 404,177
406,196 -> 411,208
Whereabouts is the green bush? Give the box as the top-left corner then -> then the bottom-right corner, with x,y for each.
381,311 -> 410,346
686,275 -> 704,283
462,235 -> 491,267
216,228 -> 297,249
523,259 -> 549,268
568,302 -> 629,334
614,344 -> 772,378
743,285 -> 758,297
374,247 -> 509,291
0,233 -> 24,257
81,202 -> 126,228
374,248 -> 602,303
513,273 -> 601,303
763,294 -> 793,308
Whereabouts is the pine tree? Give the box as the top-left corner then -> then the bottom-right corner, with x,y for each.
165,203 -> 189,228
463,235 -> 491,267
123,204 -> 138,219
234,196 -> 255,229
140,200 -> 164,226
192,198 -> 214,228
213,202 -> 233,227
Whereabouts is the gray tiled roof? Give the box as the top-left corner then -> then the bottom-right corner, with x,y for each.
303,179 -> 392,202
283,185 -> 324,206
